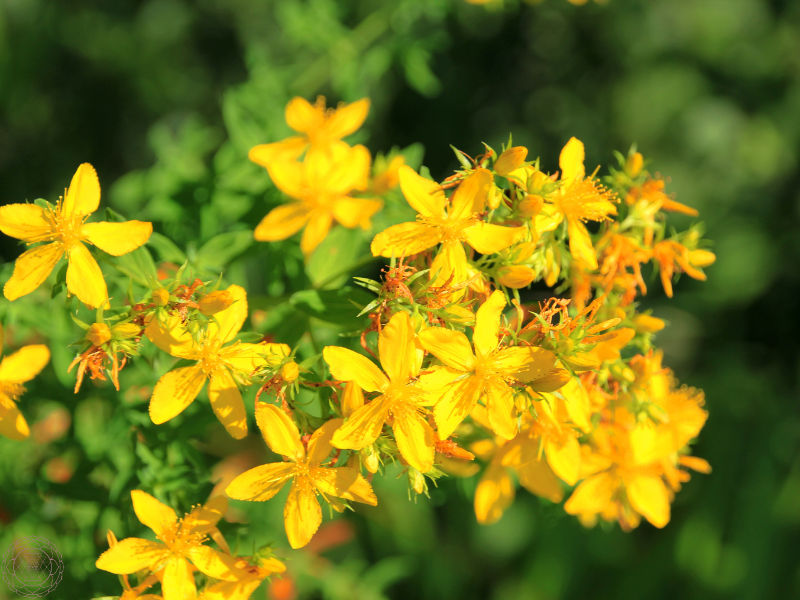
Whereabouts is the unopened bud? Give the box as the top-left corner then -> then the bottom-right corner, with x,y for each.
281,361 -> 299,382
626,152 -> 644,177
562,352 -> 601,372
407,467 -> 425,495
497,265 -> 536,289
198,290 -> 233,316
361,446 -> 379,473
514,392 -> 531,413
527,369 -> 572,393
487,184 -> 502,210
495,146 -> 528,176
113,323 -> 141,340
633,314 -> 665,334
86,323 -> 112,347
152,287 -> 170,307
518,194 -> 544,217
689,249 -> 716,268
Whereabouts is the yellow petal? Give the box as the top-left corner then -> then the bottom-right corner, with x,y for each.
559,137 -> 585,184
564,471 -> 617,517
516,450 -> 564,503
249,137 -> 308,168
449,168 -> 493,219
186,546 -> 239,581
566,217 -> 598,270
463,222 -> 526,255
326,98 -> 370,140
370,221 -> 442,258
226,462 -> 295,501
534,203 -> 564,234
378,311 -> 417,382
559,379 -> 593,433
429,239 -> 469,289
208,368 -> 248,440
332,197 -> 382,229
131,490 -> 177,539
265,159 -> 306,200
0,204 -> 52,241
625,474 -> 670,528
66,242 -> 108,308
474,460 -> 515,525
323,346 -> 388,392
189,495 -> 228,534
163,555 -> 196,600
473,290 -> 506,356
149,366 -> 206,425
221,342 -> 276,374
545,436 -> 581,486
144,314 -> 197,359
300,210 -> 333,256
527,369 -> 572,393
419,327 -> 475,371
81,221 -> 152,256
434,376 -> 482,439
494,147 -> 528,176
285,97 -> 324,133
95,538 -> 167,574
331,395 -> 390,450
485,379 -> 518,440
327,144 -> 371,194
311,466 -> 377,505
493,346 -> 556,382
254,203 -> 310,242
0,392 -> 30,440
341,381 -> 364,418
207,285 -> 247,344
255,402 -> 304,460
0,345 -> 50,382
284,477 -> 322,549
63,163 -> 101,217
392,405 -> 435,472
398,165 -> 445,218
497,265 -> 536,289
306,418 -> 343,465
415,364 -> 463,397
4,242 -> 63,301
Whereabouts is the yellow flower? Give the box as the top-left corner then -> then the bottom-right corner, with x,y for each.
0,325 -> 50,440
254,144 -> 382,256
419,290 -> 556,440
226,403 -> 377,549
534,138 -> 617,270
198,290 -> 234,316
323,311 -> 441,472
96,491 -> 239,600
145,285 -> 287,439
371,167 -> 526,288
198,554 -> 285,600
652,240 -> 715,298
0,163 -> 152,307
249,96 -> 370,166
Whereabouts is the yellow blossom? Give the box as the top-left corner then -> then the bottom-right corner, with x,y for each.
372,167 -> 525,289
0,163 -> 152,307
249,96 -> 370,165
419,290 -> 556,440
145,285 -> 287,439
652,240 -> 715,298
96,491 -> 238,600
323,311 -> 442,472
254,144 -> 382,256
198,290 -> 234,316
0,324 -> 50,440
226,403 -> 377,549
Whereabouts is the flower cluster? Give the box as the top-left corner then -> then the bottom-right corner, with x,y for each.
0,96 -> 713,598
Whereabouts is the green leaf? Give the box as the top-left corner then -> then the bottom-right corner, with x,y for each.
305,226 -> 367,288
290,286 -> 373,328
148,232 -> 187,264
195,230 -> 253,270
114,246 -> 159,286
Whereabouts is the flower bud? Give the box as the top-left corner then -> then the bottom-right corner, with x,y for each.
407,467 -> 425,495
495,146 -> 528,176
633,314 -> 665,334
198,290 -> 233,316
86,323 -> 112,347
527,369 -> 572,393
626,152 -> 644,177
281,361 -> 299,382
152,287 -> 170,306
514,391 -> 531,413
113,323 -> 141,340
518,194 -> 543,217
562,352 -> 601,372
498,265 -> 536,289
360,446 -> 379,473
487,184 -> 503,210
689,249 -> 716,268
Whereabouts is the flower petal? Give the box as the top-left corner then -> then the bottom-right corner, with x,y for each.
559,137 -> 585,184
255,402 -> 304,460
311,466 -> 377,505
434,375 -> 482,439
95,538 -> 167,574
545,436 -> 581,486
306,418 -> 343,466
429,240 -> 469,289
249,137 -> 308,168
0,204 -> 52,241
493,346 -> 556,382
163,555 -> 197,600
331,395 -> 390,450
473,290 -> 506,356
370,221 -> 441,258
284,478 -> 322,549
4,242 -> 63,301
474,460 -> 515,525
332,197 -> 383,229
186,546 -> 239,582
515,450 -> 564,503
0,345 -> 50,382
300,210 -> 333,256
285,97 -> 324,133
149,366 -> 206,425
265,160 -> 307,200
564,471 -> 617,517
463,222 -> 526,255
226,462 -> 295,501
208,368 -> 248,440
485,379 -> 517,440
341,381 -> 364,418
131,490 -> 177,539
392,406 -> 435,472
66,242 -> 108,308
566,217 -> 598,270
626,474 -> 670,528
63,163 -> 101,217
189,495 -> 228,534
398,165 -> 445,218
0,392 -> 30,440
419,327 -> 474,372
220,342 -> 275,374
323,346 -> 388,392
81,221 -> 152,256
327,144 -> 371,194
207,285 -> 247,344
378,311 -> 417,382
449,168 -> 493,219
253,203 -> 310,242
326,98 -> 370,140
144,314 -> 197,359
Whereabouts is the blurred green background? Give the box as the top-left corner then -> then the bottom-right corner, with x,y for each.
2,0 -> 799,598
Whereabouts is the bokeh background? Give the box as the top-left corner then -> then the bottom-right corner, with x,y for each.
2,0 -> 799,598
